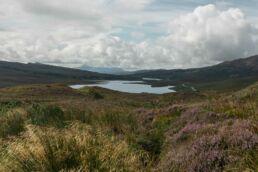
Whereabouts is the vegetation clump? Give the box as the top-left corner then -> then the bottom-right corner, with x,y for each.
0,123 -> 148,172
0,108 -> 26,138
27,104 -> 65,127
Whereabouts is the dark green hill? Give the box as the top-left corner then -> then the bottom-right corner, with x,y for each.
0,61 -> 116,87
131,55 -> 258,91
1,55 -> 258,91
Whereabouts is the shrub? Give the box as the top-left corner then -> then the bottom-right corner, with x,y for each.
158,119 -> 258,172
154,114 -> 179,131
27,104 -> 65,127
99,111 -> 137,134
64,108 -> 94,124
135,131 -> 163,157
205,99 -> 257,120
0,101 -> 22,115
88,88 -> 104,99
0,109 -> 26,138
133,115 -> 179,160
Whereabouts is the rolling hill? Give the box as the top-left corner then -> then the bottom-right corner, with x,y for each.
1,55 -> 258,91
80,65 -> 134,75
0,61 -> 115,87
131,55 -> 258,91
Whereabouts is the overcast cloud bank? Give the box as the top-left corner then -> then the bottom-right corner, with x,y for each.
0,0 -> 257,69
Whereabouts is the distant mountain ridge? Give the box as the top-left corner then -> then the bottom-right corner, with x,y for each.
80,65 -> 134,75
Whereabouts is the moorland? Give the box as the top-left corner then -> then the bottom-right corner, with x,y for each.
0,81 -> 257,171
0,55 -> 257,171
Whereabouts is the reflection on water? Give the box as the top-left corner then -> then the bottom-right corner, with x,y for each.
70,80 -> 175,94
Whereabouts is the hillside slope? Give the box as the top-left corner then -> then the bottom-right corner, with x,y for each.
1,55 -> 258,91
132,55 -> 258,91
80,65 -> 134,75
0,61 -> 115,87
134,55 -> 258,81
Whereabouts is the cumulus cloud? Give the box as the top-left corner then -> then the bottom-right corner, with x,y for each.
0,1 -> 257,69
160,4 -> 258,67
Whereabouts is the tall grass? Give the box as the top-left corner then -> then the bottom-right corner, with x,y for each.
0,108 -> 26,138
0,101 -> 22,115
27,104 -> 66,127
64,108 -> 94,124
99,110 -> 138,134
0,123 -> 149,172
205,99 -> 257,120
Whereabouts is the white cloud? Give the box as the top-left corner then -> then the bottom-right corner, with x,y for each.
159,4 -> 258,67
0,2 -> 257,69
113,0 -> 154,11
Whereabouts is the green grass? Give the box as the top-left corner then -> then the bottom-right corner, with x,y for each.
27,104 -> 66,127
0,101 -> 22,115
0,108 -> 26,138
0,83 -> 257,171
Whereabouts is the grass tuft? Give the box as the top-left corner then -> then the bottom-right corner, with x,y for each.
0,123 -> 149,172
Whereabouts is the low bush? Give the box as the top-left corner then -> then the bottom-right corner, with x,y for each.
64,108 -> 94,124
0,101 -> 22,115
133,113 -> 180,160
158,119 -> 258,172
82,87 -> 104,99
135,131 -> 163,158
27,104 -> 65,127
99,110 -> 138,134
0,109 -> 26,138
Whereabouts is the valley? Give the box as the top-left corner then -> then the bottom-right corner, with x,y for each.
1,55 -> 258,92
0,56 -> 257,171
1,1 -> 258,171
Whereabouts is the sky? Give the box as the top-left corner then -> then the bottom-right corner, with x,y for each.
0,0 -> 258,69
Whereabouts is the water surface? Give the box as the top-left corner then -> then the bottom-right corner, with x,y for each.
70,80 -> 175,94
